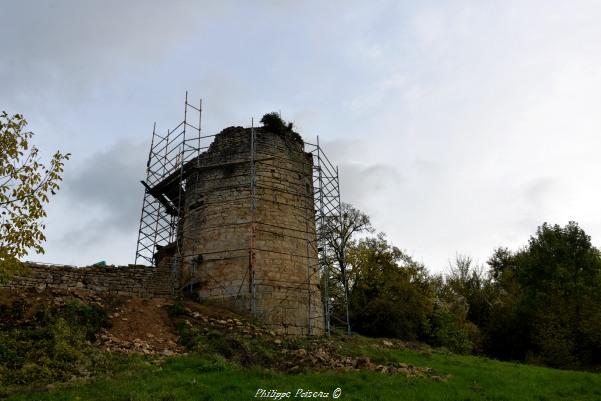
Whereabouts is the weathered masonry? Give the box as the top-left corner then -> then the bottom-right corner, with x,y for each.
185,128 -> 323,334
2,263 -> 173,298
151,127 -> 324,335
135,96 -> 343,336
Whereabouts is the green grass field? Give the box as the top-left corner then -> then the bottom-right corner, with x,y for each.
6,339 -> 601,401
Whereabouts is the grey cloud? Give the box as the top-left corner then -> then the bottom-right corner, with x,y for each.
511,176 -> 561,234
62,140 -> 148,241
26,139 -> 149,265
339,162 -> 402,209
0,1 -> 231,108
317,137 -> 404,223
523,177 -> 558,207
58,216 -> 118,249
413,159 -> 441,176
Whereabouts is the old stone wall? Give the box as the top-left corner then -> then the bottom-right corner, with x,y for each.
1,263 -> 174,298
175,126 -> 324,335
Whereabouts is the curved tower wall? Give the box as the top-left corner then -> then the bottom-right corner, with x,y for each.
178,127 -> 323,335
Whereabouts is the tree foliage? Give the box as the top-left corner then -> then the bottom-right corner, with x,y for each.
260,112 -> 292,134
321,202 -> 601,370
430,255 -> 488,354
513,222 -> 601,367
324,202 -> 374,272
321,202 -> 374,332
259,112 -> 304,144
347,234 -> 433,340
0,112 -> 70,281
465,222 -> 601,368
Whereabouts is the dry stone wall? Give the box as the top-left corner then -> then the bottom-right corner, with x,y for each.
1,263 -> 174,298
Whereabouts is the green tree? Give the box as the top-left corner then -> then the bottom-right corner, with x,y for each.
428,301 -> 475,354
482,247 -> 525,360
484,222 -> 601,368
0,112 -> 70,282
515,222 -> 601,367
487,246 -> 517,281
322,202 -> 374,334
347,234 -> 434,340
516,222 -> 601,295
444,254 -> 491,327
429,255 -> 490,354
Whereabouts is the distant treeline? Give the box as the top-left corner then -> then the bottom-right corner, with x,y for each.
327,205 -> 601,370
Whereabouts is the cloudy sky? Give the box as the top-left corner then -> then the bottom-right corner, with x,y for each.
3,0 -> 601,273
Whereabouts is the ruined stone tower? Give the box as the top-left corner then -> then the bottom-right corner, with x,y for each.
155,125 -> 324,335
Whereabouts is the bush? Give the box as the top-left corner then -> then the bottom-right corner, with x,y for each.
167,300 -> 186,317
260,112 -> 288,134
259,112 -> 301,142
429,304 -> 473,354
194,354 -> 228,372
60,300 -> 108,341
0,299 -> 109,388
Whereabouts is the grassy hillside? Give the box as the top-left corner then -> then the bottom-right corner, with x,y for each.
6,344 -> 601,401
2,289 -> 601,401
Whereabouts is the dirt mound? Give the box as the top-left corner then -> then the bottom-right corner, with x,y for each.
96,297 -> 183,356
0,287 -> 183,356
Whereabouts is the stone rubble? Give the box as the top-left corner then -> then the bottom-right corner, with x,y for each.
169,303 -> 441,379
4,287 -> 442,379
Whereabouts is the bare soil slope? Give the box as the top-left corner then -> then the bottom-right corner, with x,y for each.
96,297 -> 183,356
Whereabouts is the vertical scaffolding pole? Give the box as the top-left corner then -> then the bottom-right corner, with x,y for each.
198,99 -> 202,152
134,123 -> 157,265
305,160 -> 313,335
317,136 -> 331,336
336,165 -> 351,336
249,118 -> 257,315
164,129 -> 175,242
176,92 -> 189,253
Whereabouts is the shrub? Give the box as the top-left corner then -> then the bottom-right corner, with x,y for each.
0,299 -> 110,388
259,112 -> 301,142
167,300 -> 186,317
260,112 -> 288,134
429,304 -> 473,354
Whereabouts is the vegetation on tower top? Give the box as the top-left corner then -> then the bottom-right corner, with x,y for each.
260,112 -> 303,143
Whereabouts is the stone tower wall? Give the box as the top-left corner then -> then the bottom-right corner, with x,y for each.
177,127 -> 323,335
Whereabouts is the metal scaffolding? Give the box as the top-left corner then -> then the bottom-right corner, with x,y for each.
134,96 -> 347,335
305,138 -> 346,336
134,92 -> 209,266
